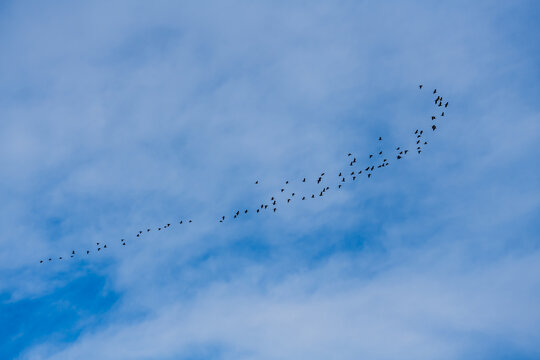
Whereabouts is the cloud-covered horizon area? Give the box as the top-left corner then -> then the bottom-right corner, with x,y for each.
1,1 -> 539,359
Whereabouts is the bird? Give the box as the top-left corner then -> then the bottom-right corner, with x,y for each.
40,260 -> 43,263
179,221 -> 183,224
441,112 -> 444,116
338,184 -> 342,188
87,250 -> 90,254
396,147 -> 400,150
317,177 -> 322,184
348,153 -> 352,156
321,172 -> 325,176
418,150 -> 422,154
445,102 -> 448,107
302,196 -> 306,200
137,234 -> 139,237
365,167 -> 370,171
338,172 -> 342,176
158,227 -> 161,230
404,150 -> 408,154
97,242 -> 99,245
420,130 -> 423,134
379,151 -> 382,155
287,199 -> 291,203
273,208 -> 277,212
433,89 -> 437,94
368,173 -> 371,178
236,211 -> 240,216
302,178 -> 306,182
369,154 -> 373,158
261,205 -> 264,209
104,245 -> 107,248
379,137 -> 382,140
415,130 -> 418,134
256,209 -> 260,213
271,197 -> 274,200
222,216 -> 225,220
147,229 -> 150,232
281,189 -> 284,192
342,177 -> 345,182
432,125 -> 437,131
122,242 -> 126,246
370,166 -> 374,171
285,181 -> 289,184
97,248 -> 101,251
311,194 -> 315,198
72,250 -> 75,255
417,140 -> 420,144
189,220 -> 192,223
397,155 -> 402,159
432,116 -> 436,120
264,205 -> 268,209
419,84 -> 423,89
353,176 -> 356,180
292,193 -> 295,196
351,171 -> 355,175
424,141 -> 428,145
255,180 -> 258,184
244,209 -> 248,214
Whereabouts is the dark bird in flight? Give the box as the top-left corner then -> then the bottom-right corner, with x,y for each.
87,250 -> 90,254
302,178 -> 306,182
236,211 -> 240,216
397,155 -> 402,159
369,154 -> 373,158
273,208 -> 277,212
435,95 -> 440,102
244,210 -> 248,214
368,173 -> 371,178
256,209 -> 259,213
292,193 -> 295,196
351,171 -> 354,175
97,248 -> 101,251
379,137 -> 382,140
97,243 -> 99,245
342,177 -> 345,182
147,229 -> 150,232
417,140 -> 420,144
404,150 -> 408,154
415,130 -> 418,134
271,197 -> 274,200
339,172 -> 342,177
255,180 -> 258,184
419,84 -> 423,89
441,112 -> 444,116
370,166 -> 374,171
424,141 -> 428,145
396,147 -> 400,150
365,167 -> 369,171
188,220 -> 192,223
433,89 -> 437,94
445,102 -> 448,107
438,102 -> 442,107
40,260 -> 43,263
158,228 -> 161,230
317,177 -> 322,184
179,221 -> 183,224
123,242 -> 126,245
281,189 -> 284,192
137,234 -> 139,237
348,153 -> 352,156
432,116 -> 436,120
302,196 -> 305,200
264,205 -> 268,209
285,181 -> 289,184
311,194 -> 315,198
432,125 -> 437,131
379,151 -> 382,155
418,150 -> 422,154
353,176 -> 356,180
338,184 -> 342,188
72,250 -> 75,255
222,216 -> 225,220
321,173 -> 325,176
287,199 -> 291,203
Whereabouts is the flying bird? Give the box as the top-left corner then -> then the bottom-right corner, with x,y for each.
432,125 -> 437,131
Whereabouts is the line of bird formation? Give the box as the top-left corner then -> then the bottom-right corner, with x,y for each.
40,85 -> 449,264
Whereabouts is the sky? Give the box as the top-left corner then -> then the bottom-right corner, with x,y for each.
0,0 -> 539,359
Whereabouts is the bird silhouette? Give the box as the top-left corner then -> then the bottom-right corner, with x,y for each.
419,84 -> 423,89
432,125 -> 437,131
433,89 -> 437,94
445,102 -> 448,107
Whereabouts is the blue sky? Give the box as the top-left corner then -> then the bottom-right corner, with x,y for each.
1,1 -> 539,359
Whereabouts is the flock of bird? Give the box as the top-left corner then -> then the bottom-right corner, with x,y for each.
39,85 -> 449,264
